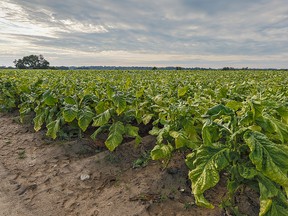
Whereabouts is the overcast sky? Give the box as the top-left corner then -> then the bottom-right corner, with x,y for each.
1,0 -> 288,68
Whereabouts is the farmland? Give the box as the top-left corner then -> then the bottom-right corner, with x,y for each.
0,69 -> 288,215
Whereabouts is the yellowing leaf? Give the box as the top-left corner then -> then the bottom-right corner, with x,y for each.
46,119 -> 60,139
105,121 -> 125,151
177,86 -> 188,97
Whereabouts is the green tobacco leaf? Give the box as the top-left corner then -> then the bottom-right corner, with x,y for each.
136,87 -> 144,98
44,95 -> 58,106
205,104 -> 234,117
91,124 -> 110,140
260,199 -> 273,216
187,145 -> 230,208
226,100 -> 242,111
95,101 -> 106,114
64,96 -> 77,105
264,202 -> 288,216
218,87 -> 228,99
169,131 -> 198,149
125,124 -> 142,145
169,131 -> 185,149
244,131 -> 288,192
149,125 -> 170,144
62,106 -> 78,122
92,109 -> 111,126
256,117 -> 275,133
142,113 -> 153,125
150,143 -> 173,160
248,125 -> 262,132
183,119 -> 200,143
268,117 -> 288,143
149,126 -> 160,136
106,85 -> 114,99
238,165 -> 258,179
276,106 -> 288,124
202,120 -> 220,146
19,104 -> 31,122
135,135 -> 142,145
185,152 -> 196,170
42,91 -> 58,106
112,94 -> 127,115
105,121 -> 125,151
78,106 -> 94,131
153,95 -> 163,104
33,111 -> 46,131
249,100 -> 263,120
125,124 -> 139,137
258,174 -> 279,197
257,174 -> 288,216
46,118 -> 60,139
177,86 -> 188,97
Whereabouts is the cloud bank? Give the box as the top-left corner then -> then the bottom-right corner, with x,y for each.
1,0 -> 288,68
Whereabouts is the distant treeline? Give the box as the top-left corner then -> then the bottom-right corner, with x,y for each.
1,65 -> 287,71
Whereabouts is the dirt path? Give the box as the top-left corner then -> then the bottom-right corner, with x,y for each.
0,162 -> 32,216
0,113 -> 258,216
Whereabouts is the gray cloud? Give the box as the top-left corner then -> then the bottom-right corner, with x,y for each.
1,0 -> 288,67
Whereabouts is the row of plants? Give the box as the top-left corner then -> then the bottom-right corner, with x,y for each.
0,69 -> 287,215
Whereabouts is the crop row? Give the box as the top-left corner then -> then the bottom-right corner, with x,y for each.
1,69 -> 288,215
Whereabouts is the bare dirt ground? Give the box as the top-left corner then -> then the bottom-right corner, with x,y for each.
0,112 -> 259,216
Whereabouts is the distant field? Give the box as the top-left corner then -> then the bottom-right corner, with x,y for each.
1,69 -> 288,215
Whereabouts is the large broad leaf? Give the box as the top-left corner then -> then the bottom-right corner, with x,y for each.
90,124 -> 110,140
135,87 -> 144,98
62,106 -> 78,122
244,131 -> 288,193
150,143 -> 173,160
106,85 -> 114,100
256,116 -> 275,133
257,174 -> 280,216
226,100 -> 243,111
112,94 -> 127,115
263,201 -> 288,216
33,110 -> 46,131
249,100 -> 264,120
46,118 -> 60,139
276,106 -> 288,124
268,117 -> 288,143
202,104 -> 235,146
238,164 -> 258,180
182,119 -> 201,143
187,145 -> 230,208
125,124 -> 141,145
142,113 -> 153,125
149,125 -> 170,145
125,124 -> 139,137
257,173 -> 288,216
204,104 -> 234,117
169,131 -> 198,149
202,120 -> 220,146
177,86 -> 188,97
95,101 -> 106,114
42,90 -> 58,106
105,121 -> 125,151
77,106 -> 94,131
92,109 -> 111,126
64,96 -> 77,105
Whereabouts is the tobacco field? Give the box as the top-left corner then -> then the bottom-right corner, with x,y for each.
1,69 -> 288,215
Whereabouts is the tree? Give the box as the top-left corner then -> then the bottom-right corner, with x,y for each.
14,55 -> 50,69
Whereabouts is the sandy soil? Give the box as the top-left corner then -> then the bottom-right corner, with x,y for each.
0,112 -> 259,216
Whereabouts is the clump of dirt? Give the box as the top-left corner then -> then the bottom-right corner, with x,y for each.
0,112 -> 259,216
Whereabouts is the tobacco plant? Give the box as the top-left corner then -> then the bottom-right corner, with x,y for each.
185,102 -> 288,215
